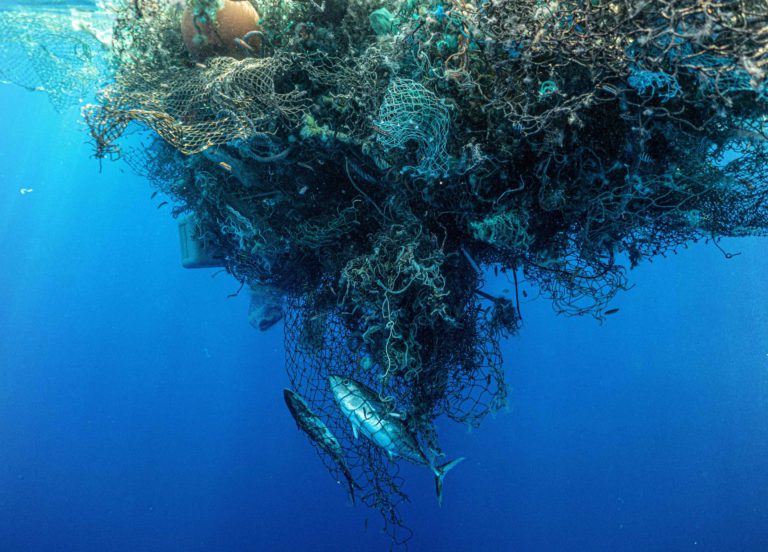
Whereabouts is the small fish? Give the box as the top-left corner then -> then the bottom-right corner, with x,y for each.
157,201 -> 168,209
284,388 -> 362,505
604,308 -> 620,315
195,62 -> 207,70
638,152 -> 653,164
522,290 -> 528,298
219,162 -> 232,172
19,188 -> 34,195
151,191 -> 158,199
298,185 -> 308,195
329,375 -> 464,505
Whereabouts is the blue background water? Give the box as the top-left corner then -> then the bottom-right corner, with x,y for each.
1,82 -> 767,552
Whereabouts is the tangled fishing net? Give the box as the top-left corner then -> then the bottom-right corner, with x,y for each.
84,0 -> 768,543
0,1 -> 112,110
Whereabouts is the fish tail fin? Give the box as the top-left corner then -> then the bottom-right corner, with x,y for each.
433,457 -> 465,507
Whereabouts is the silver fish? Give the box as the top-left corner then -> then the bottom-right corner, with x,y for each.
328,375 -> 464,505
283,388 -> 361,504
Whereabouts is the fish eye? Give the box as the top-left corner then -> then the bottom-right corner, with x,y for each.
342,378 -> 350,386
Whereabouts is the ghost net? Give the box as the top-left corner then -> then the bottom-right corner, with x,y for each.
84,0 -> 768,544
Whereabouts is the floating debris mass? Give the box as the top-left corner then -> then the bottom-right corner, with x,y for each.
79,0 -> 768,544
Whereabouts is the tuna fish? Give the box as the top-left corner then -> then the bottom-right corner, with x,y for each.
283,388 -> 361,504
328,375 -> 464,505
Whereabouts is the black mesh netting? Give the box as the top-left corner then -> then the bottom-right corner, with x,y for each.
284,288 -> 505,545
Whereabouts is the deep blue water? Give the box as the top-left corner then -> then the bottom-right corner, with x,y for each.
1,78 -> 768,551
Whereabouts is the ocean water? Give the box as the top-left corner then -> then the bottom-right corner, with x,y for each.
2,9 -> 768,552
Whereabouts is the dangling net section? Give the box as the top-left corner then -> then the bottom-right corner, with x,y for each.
0,2 -> 111,110
284,284 -> 507,541
85,55 -> 308,156
283,295 -> 412,545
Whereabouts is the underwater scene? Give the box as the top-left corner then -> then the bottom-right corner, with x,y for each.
1,0 -> 768,550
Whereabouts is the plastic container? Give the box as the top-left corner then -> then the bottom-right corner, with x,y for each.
178,216 -> 224,269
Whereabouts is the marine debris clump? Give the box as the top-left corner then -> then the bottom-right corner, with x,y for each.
86,0 -> 768,543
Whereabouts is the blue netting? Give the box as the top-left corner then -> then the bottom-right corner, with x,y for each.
627,68 -> 682,102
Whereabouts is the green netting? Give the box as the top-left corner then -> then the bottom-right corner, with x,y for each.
374,78 -> 451,179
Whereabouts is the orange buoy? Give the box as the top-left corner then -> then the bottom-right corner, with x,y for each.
181,0 -> 262,60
